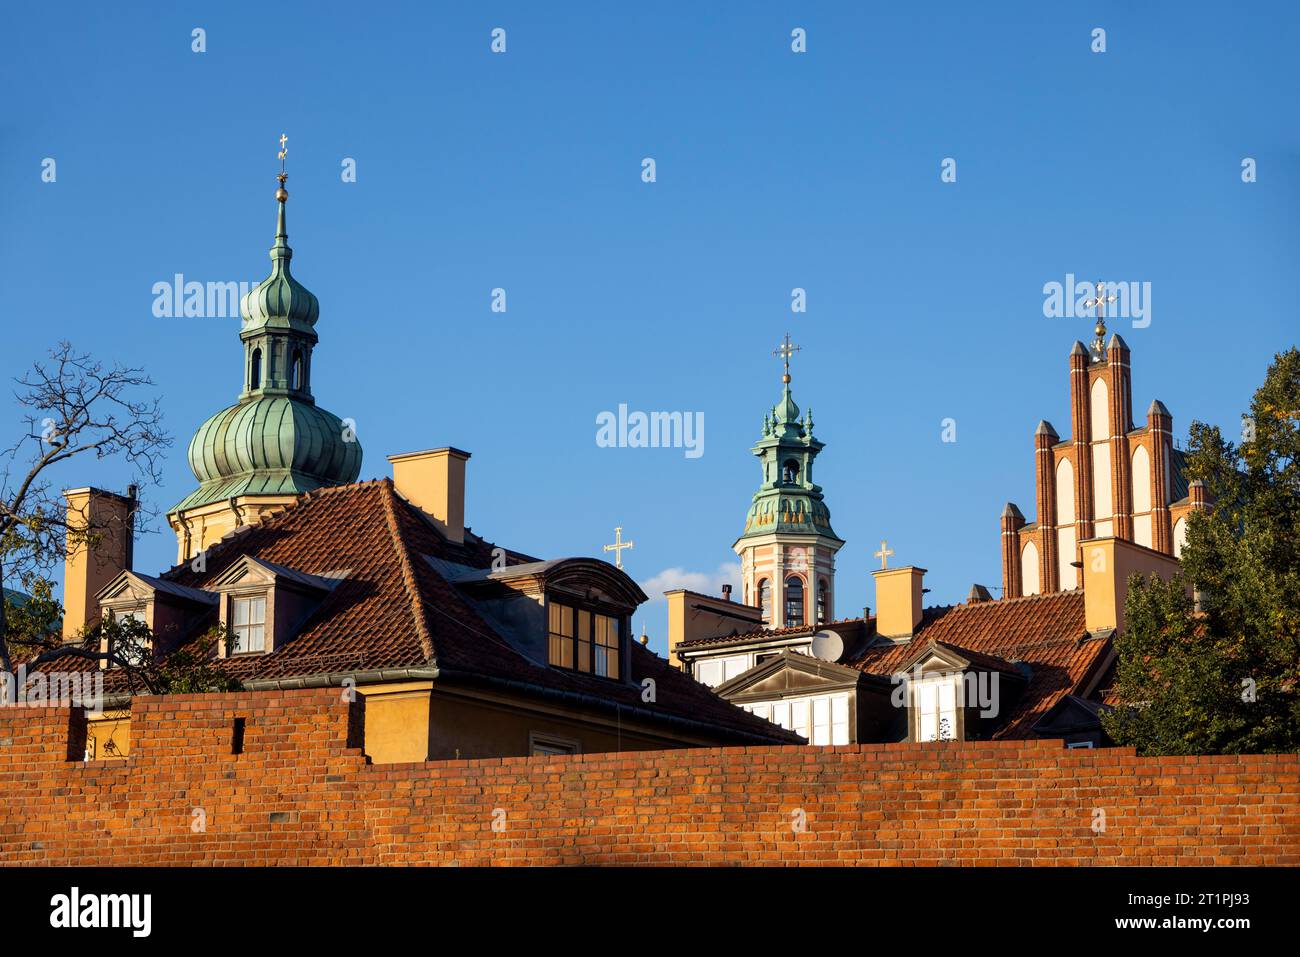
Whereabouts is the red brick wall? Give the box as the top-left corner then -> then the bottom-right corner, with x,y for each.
2,689 -> 1296,866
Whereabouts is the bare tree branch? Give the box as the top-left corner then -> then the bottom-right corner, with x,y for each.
0,341 -> 172,672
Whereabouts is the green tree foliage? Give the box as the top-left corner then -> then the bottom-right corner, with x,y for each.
30,613 -> 242,696
1105,348 -> 1300,754
2,577 -> 62,652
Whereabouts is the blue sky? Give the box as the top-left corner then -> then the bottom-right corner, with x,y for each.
2,1 -> 1296,651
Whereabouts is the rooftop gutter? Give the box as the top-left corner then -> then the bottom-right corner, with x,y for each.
98,666 -> 441,710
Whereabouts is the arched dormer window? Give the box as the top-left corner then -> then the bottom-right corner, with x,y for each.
816,578 -> 828,624
291,350 -> 303,391
757,578 -> 771,623
250,347 -> 262,390
782,458 -> 800,484
785,576 -> 804,628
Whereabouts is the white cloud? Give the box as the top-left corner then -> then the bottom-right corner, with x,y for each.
638,562 -> 741,602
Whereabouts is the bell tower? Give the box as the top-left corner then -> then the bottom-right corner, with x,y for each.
733,335 -> 844,628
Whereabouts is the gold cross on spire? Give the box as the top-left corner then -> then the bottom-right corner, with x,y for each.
773,333 -> 801,384
603,526 -> 635,570
874,539 -> 893,570
1084,279 -> 1116,359
277,133 -> 289,182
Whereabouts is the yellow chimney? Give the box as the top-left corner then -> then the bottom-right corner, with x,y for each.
872,566 -> 926,640
1080,536 -> 1183,633
62,487 -> 135,641
664,588 -> 762,669
387,448 -> 470,544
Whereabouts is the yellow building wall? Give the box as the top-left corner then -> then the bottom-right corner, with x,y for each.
359,682 -> 435,764
168,495 -> 300,564
86,712 -> 131,760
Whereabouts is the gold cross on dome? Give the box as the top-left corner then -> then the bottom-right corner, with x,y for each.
773,333 -> 801,383
874,539 -> 893,570
603,526 -> 635,570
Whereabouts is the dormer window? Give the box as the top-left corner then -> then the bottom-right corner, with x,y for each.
94,570 -> 220,668
210,556 -> 339,659
230,595 -> 267,654
914,673 -> 959,742
101,606 -> 149,669
547,600 -> 621,679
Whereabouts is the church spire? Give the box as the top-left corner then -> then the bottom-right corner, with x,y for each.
733,337 -> 844,627
167,137 -> 362,543
238,135 -> 320,400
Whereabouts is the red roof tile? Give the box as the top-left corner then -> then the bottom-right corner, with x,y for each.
677,590 -> 1109,739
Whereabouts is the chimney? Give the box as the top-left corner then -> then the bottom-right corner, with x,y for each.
721,584 -> 732,601
1081,535 -> 1183,634
62,487 -> 136,641
872,565 -> 926,640
665,588 -> 763,670
387,448 -> 471,544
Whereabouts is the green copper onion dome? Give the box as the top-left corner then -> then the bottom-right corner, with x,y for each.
736,356 -> 841,544
171,182 -> 362,514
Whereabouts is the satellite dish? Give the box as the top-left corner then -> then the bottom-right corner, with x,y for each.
809,630 -> 843,662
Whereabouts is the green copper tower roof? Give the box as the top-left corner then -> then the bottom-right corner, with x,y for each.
172,180 -> 361,514
735,350 -> 841,545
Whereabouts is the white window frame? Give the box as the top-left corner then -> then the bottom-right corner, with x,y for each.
914,673 -> 959,742
746,692 -> 849,746
231,594 -> 267,654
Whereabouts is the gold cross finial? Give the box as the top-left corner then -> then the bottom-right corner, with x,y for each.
874,539 -> 893,570
277,133 -> 289,184
603,526 -> 635,570
773,333 -> 801,384
1083,279 -> 1116,358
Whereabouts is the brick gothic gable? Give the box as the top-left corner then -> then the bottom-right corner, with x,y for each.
1000,336 -> 1207,598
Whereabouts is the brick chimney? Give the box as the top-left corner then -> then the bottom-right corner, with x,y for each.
872,566 -> 926,640
387,448 -> 471,544
62,487 -> 136,641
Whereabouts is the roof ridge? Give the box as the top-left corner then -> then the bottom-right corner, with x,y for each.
942,588 -> 1083,612
160,478 -> 391,580
378,480 -> 436,663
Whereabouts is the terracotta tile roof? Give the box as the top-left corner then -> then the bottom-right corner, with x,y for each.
678,590 -> 1109,740
47,479 -> 795,744
678,618 -> 862,651
845,591 -> 1108,738
896,639 -> 1024,676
